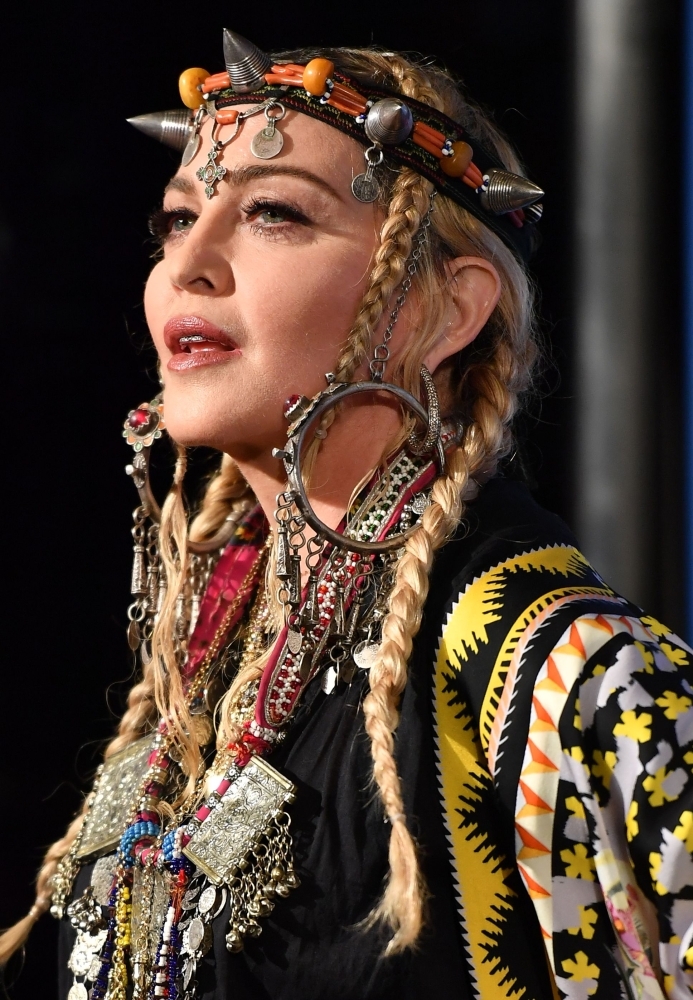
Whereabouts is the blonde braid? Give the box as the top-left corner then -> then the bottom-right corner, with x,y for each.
304,170 -> 434,473
7,48 -> 539,966
0,456 -> 183,966
189,453 -> 254,544
323,52 -> 536,951
365,353 -> 518,951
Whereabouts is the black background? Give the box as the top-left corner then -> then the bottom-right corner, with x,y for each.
0,2 -> 682,996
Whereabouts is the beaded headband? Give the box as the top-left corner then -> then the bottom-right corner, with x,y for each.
128,30 -> 544,262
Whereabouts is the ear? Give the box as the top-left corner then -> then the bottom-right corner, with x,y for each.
423,257 -> 502,373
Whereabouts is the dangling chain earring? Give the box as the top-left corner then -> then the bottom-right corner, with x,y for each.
369,188 -> 437,383
122,396 -> 249,663
270,189 -> 444,597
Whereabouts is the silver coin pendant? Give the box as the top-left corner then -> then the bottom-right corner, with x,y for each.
198,885 -> 218,915
251,127 -> 284,159
68,985 -> 89,1000
287,629 -> 302,655
187,916 -> 206,953
351,173 -> 379,203
352,641 -> 380,671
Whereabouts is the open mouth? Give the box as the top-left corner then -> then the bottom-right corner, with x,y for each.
178,334 -> 237,354
164,316 -> 241,371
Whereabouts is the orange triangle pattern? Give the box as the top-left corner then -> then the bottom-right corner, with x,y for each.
513,612 -> 655,961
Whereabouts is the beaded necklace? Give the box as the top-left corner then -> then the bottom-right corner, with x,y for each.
60,432 -> 458,999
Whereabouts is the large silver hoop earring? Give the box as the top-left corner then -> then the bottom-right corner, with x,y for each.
272,371 -> 445,555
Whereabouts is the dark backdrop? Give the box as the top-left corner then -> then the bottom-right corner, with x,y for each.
0,2 -> 676,996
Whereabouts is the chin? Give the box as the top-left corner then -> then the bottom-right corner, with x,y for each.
161,394 -> 227,450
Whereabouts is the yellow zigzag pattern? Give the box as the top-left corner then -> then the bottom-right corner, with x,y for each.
432,547 -> 590,996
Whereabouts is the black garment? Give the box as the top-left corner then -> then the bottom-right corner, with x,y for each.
59,479 -> 569,999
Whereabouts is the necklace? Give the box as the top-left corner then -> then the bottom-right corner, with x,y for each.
59,433 -> 455,1000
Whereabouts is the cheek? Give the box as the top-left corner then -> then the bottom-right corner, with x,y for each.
237,239 -> 372,361
143,262 -> 170,356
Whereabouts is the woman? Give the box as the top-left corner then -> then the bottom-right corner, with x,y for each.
1,30 -> 692,1000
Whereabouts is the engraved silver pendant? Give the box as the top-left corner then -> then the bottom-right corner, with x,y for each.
352,144 -> 384,204
250,102 -> 286,160
352,640 -> 380,671
351,174 -> 379,203
251,123 -> 284,159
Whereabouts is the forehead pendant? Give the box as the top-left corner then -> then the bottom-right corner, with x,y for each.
196,141 -> 227,198
250,102 -> 286,159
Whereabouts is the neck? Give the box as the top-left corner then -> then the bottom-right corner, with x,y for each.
232,396 -> 403,539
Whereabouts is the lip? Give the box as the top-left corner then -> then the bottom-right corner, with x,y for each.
164,315 -> 241,372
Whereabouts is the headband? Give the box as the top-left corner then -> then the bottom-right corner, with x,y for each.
128,30 -> 544,262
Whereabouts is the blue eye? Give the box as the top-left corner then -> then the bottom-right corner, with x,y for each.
255,207 -> 289,224
171,214 -> 196,232
148,207 -> 198,242
245,200 -> 310,227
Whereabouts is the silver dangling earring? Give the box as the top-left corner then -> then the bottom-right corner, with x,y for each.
408,365 -> 441,456
122,396 -> 248,658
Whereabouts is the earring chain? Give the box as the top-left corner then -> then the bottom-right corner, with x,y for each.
369,189 -> 437,382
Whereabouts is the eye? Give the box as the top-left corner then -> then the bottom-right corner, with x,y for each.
148,207 -> 198,242
253,206 -> 292,225
171,214 -> 196,233
244,199 -> 310,229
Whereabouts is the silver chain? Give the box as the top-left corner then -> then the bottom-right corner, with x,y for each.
369,188 -> 437,382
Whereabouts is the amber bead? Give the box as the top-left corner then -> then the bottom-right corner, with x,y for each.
440,141 -> 474,178
302,58 -> 335,96
179,67 -> 211,110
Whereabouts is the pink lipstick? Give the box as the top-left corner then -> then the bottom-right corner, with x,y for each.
164,315 -> 240,371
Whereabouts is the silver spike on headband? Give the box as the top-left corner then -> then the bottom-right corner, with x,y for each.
127,109 -> 193,152
223,28 -> 272,94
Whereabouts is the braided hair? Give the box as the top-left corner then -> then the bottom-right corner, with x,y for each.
0,48 -> 537,964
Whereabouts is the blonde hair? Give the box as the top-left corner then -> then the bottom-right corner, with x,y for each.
0,48 -> 536,964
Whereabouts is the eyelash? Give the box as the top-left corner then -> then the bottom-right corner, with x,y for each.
147,199 -> 311,245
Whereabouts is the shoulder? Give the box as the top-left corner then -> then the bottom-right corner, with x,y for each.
418,477 -> 632,768
423,477 -> 618,672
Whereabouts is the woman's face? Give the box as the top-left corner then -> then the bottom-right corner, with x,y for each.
144,109 -> 384,462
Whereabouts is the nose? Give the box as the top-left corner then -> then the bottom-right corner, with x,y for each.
165,211 -> 235,296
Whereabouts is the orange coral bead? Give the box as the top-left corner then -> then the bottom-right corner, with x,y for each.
440,141 -> 474,178
302,58 -> 335,96
216,108 -> 239,126
179,67 -> 211,109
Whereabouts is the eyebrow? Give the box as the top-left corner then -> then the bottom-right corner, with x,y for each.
164,164 -> 343,201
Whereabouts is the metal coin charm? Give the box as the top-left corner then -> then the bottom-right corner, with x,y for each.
182,887 -> 200,911
87,955 -> 102,980
67,985 -> 89,1000
287,629 -> 303,655
181,132 -> 201,167
91,855 -> 117,906
351,145 -> 384,204
351,173 -> 379,204
187,916 -> 206,953
352,640 -> 380,671
251,102 -> 286,160
251,123 -> 284,159
198,885 -> 218,915
322,665 -> 338,695
68,943 -> 93,978
183,960 -> 196,989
